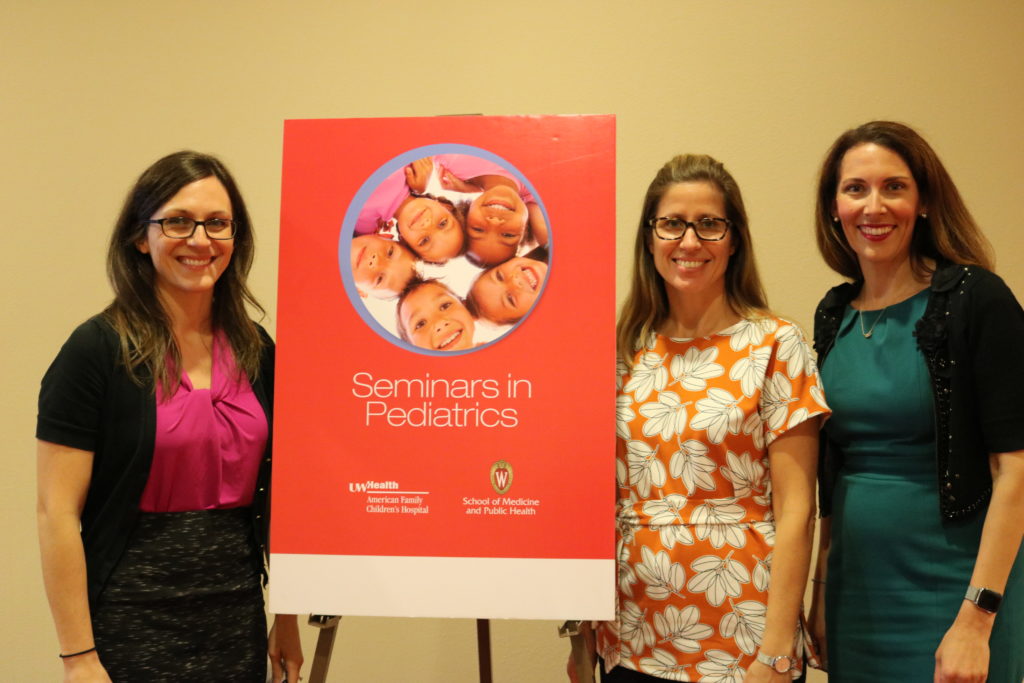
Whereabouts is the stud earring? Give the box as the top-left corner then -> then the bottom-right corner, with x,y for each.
832,216 -> 840,223
919,212 -> 928,219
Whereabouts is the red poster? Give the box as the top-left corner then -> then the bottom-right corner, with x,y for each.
270,116 -> 615,619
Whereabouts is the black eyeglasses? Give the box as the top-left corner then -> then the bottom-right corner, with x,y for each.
648,216 -> 731,241
145,217 -> 236,240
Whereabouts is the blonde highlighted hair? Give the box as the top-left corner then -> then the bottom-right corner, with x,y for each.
616,154 -> 768,366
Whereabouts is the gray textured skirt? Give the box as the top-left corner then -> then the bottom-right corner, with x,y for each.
92,507 -> 267,682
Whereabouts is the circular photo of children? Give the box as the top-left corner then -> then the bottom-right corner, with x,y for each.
339,144 -> 551,356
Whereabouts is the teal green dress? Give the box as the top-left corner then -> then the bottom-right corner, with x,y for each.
822,289 -> 1024,682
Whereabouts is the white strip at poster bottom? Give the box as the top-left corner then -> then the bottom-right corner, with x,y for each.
269,554 -> 615,620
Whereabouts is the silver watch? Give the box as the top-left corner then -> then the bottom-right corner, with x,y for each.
756,651 -> 796,673
964,585 -> 1002,613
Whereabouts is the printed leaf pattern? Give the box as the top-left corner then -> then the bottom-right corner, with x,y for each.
720,451 -> 765,498
775,324 -> 815,379
653,523 -> 696,550
626,439 -> 667,497
636,546 -> 687,600
600,318 -> 829,677
723,318 -> 777,351
639,647 -> 693,681
740,410 -> 766,451
643,493 -> 689,525
616,357 -> 631,391
729,346 -> 771,397
720,600 -> 767,654
617,534 -> 638,597
691,388 -> 743,444
751,520 -> 776,548
691,498 -> 747,549
687,553 -> 751,606
616,456 -> 628,489
624,352 -> 668,401
639,391 -> 689,441
620,600 -> 656,653
655,604 -> 713,653
670,439 -> 717,495
617,394 -> 636,440
810,383 -> 828,413
670,346 -> 724,391
752,553 -> 771,592
644,494 -> 695,548
760,372 -> 797,432
696,649 -> 747,682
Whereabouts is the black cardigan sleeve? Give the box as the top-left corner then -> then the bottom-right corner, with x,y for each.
964,270 -> 1024,455
37,317 -> 116,451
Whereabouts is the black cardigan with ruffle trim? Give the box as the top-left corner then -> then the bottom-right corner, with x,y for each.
813,262 -> 1024,521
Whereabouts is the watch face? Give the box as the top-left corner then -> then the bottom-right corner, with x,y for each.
772,655 -> 794,673
967,585 -> 1003,613
976,588 -> 1002,612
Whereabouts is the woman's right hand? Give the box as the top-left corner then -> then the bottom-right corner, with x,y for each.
62,651 -> 112,683
564,622 -> 596,682
38,441 -> 108,683
807,582 -> 828,671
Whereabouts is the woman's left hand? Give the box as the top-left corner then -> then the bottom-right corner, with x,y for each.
933,603 -> 992,683
268,614 -> 304,683
742,661 -> 791,683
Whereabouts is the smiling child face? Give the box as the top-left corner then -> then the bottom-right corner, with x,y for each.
350,235 -> 417,298
398,282 -> 476,351
395,197 -> 464,263
465,185 -> 529,266
469,257 -> 548,324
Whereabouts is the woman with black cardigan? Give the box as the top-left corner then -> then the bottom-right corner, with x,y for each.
37,152 -> 302,682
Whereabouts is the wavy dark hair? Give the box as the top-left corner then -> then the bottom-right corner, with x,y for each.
616,154 -> 768,366
103,151 -> 265,395
815,120 -> 993,280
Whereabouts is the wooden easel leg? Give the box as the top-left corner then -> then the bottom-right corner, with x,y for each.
476,618 -> 492,683
307,615 -> 342,683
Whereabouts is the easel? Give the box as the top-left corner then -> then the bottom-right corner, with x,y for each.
559,620 -> 596,683
306,616 -> 501,683
305,616 -> 595,683
307,615 -> 342,682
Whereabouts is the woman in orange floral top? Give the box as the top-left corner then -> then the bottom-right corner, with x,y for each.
596,154 -> 830,682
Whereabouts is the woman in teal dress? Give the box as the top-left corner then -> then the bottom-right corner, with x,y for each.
808,121 -> 1024,682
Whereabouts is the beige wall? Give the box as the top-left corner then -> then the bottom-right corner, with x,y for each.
5,1 -> 1022,680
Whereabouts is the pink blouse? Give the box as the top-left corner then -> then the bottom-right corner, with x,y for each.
138,336 -> 268,512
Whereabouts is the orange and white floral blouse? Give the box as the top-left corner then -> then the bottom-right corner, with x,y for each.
597,317 -> 829,680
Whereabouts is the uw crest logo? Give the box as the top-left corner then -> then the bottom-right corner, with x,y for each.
490,460 -> 513,494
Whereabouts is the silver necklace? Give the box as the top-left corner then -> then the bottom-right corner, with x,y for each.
858,308 -> 887,338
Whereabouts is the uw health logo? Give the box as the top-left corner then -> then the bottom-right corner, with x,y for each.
490,460 -> 513,494
348,480 -> 399,493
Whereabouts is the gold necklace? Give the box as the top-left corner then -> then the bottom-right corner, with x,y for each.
858,308 -> 887,338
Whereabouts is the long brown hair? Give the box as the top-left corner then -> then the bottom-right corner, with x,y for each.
104,151 -> 266,395
814,120 -> 993,280
616,154 -> 769,366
